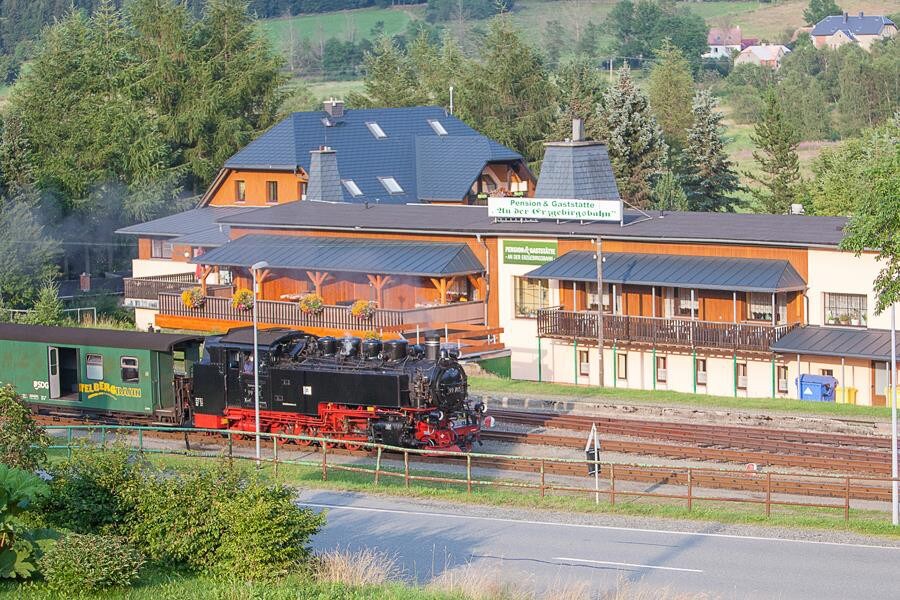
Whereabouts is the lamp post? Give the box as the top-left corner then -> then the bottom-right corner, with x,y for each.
891,304 -> 897,525
251,260 -> 269,468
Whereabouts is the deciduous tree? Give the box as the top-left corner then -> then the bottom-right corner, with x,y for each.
803,0 -> 842,25
647,40 -> 694,149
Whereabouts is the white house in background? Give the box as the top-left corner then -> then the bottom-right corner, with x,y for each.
703,26 -> 742,58
734,45 -> 791,69
811,12 -> 897,50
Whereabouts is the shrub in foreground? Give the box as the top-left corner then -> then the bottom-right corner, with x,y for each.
41,444 -> 143,534
0,385 -> 49,471
39,533 -> 144,592
0,464 -> 57,579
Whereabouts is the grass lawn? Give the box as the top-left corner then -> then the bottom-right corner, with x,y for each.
307,78 -> 365,99
260,6 -> 420,47
468,375 -> 893,419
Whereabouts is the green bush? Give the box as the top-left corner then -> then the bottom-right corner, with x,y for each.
41,444 -> 143,534
126,463 -> 324,577
0,385 -> 49,471
0,464 -> 58,579
216,480 -> 325,578
39,533 -> 144,592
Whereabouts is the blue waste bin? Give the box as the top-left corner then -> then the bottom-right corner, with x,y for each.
796,374 -> 838,402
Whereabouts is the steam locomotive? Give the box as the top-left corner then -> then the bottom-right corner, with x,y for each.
191,327 -> 488,451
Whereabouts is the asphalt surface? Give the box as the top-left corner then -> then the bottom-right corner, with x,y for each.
299,490 -> 900,599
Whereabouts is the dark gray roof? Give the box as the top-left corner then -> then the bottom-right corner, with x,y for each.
216,201 -> 848,248
811,13 -> 894,36
525,251 -> 806,292
116,207 -> 258,247
0,323 -> 202,352
222,106 -> 523,204
215,327 -> 305,348
772,326 -> 900,361
190,235 -> 485,277
535,142 -> 620,200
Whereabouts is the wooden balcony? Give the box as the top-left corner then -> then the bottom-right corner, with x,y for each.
536,307 -> 799,353
124,274 -> 230,305
157,293 -> 487,332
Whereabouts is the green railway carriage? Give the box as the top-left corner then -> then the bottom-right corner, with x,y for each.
0,323 -> 203,423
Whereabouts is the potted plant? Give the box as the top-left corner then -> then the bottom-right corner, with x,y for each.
349,299 -> 376,321
827,313 -> 838,325
232,288 -> 254,311
363,330 -> 381,341
180,287 -> 205,310
298,293 -> 325,316
838,313 -> 851,325
850,310 -> 860,327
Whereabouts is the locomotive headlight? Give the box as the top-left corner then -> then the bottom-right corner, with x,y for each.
474,402 -> 486,414
483,415 -> 496,428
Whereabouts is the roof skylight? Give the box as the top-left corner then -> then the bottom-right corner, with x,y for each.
342,180 -> 363,197
379,177 -> 404,194
366,121 -> 387,139
428,119 -> 448,136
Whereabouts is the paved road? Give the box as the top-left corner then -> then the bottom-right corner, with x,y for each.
300,490 -> 900,599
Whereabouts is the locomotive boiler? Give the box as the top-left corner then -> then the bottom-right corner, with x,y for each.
191,327 -> 487,451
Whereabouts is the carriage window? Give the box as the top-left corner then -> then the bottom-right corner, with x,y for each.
86,354 -> 103,380
121,357 -> 139,383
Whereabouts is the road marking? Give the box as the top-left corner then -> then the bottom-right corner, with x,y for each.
300,501 -> 900,551
554,556 -> 703,573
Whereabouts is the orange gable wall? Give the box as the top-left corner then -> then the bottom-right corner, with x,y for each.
208,169 -> 308,206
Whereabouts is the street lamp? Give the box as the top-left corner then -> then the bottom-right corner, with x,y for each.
251,260 -> 269,468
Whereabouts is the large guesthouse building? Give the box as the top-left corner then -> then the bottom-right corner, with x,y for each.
119,108 -> 897,407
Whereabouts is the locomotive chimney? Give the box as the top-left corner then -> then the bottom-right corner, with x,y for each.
424,334 -> 441,362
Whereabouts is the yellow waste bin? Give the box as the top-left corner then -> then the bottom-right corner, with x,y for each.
835,386 -> 857,405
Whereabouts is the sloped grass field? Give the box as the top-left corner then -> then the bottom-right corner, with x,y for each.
260,6 -> 420,45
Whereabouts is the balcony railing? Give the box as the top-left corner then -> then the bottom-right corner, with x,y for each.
124,275 -> 230,304
158,293 -> 486,331
537,307 -> 799,353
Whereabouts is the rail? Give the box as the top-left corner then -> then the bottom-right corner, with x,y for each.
536,307 -> 800,352
157,292 -> 486,330
44,425 -> 899,524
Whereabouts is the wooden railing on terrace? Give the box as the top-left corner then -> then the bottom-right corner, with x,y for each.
158,293 -> 486,331
124,274 -> 230,301
536,307 -> 799,353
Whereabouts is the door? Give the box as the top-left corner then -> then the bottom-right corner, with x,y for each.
48,346 -> 60,399
872,361 -> 888,407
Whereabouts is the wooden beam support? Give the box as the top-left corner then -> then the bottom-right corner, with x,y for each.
429,276 -> 456,305
306,270 -> 329,296
366,274 -> 394,307
199,266 -> 213,296
467,274 -> 485,301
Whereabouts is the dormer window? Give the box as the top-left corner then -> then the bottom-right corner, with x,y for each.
366,121 -> 387,139
428,119 -> 448,136
378,177 -> 403,194
342,179 -> 363,197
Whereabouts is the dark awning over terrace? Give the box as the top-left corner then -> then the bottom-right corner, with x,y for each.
524,251 -> 806,293
772,326 -> 900,360
191,234 -> 484,277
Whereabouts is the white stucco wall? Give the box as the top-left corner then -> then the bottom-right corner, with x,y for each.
131,259 -> 196,279
807,248 -> 886,329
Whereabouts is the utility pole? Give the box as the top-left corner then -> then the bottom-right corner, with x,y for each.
891,304 -> 898,525
596,237 -> 604,387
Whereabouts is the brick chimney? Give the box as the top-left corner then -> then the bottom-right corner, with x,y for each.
323,98 -> 344,118
79,273 -> 91,293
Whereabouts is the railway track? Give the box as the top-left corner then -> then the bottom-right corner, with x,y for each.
490,409 -> 892,451
482,430 -> 891,475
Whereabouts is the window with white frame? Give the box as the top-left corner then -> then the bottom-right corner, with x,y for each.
617,353 -> 627,380
737,362 -> 748,389
677,288 -> 697,317
777,365 -> 788,393
365,121 -> 387,139
120,357 -> 139,383
378,176 -> 404,194
427,119 -> 448,135
514,277 -> 549,318
696,358 -> 708,384
86,354 -> 103,380
151,239 -> 173,259
824,293 -> 867,327
342,180 -> 363,197
584,282 -> 616,313
656,356 -> 667,382
747,292 -> 787,323
578,350 -> 590,376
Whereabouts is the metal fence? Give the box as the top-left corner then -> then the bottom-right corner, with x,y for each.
44,425 -> 898,524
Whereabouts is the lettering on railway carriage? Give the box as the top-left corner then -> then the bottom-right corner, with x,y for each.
78,381 -> 143,400
33,380 -> 50,390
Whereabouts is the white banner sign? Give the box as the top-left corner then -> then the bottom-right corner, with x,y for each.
488,197 -> 622,222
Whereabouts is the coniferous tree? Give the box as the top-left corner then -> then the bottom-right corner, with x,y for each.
647,40 -> 694,150
599,66 -> 668,208
803,0 -> 842,25
683,90 -> 741,212
23,277 -> 64,326
745,90 -> 801,214
350,36 -> 428,108
550,56 -> 606,142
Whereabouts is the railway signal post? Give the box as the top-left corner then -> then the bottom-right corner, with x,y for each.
252,260 -> 269,468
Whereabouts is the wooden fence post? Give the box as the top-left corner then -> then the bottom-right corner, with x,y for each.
466,454 -> 472,495
273,436 -> 279,479
766,472 -> 772,517
844,476 -> 850,522
322,443 -> 328,481
66,428 -> 73,459
374,447 -> 382,486
687,468 -> 693,511
540,460 -> 545,498
138,429 -> 144,455
227,432 -> 233,466
610,464 -> 616,506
